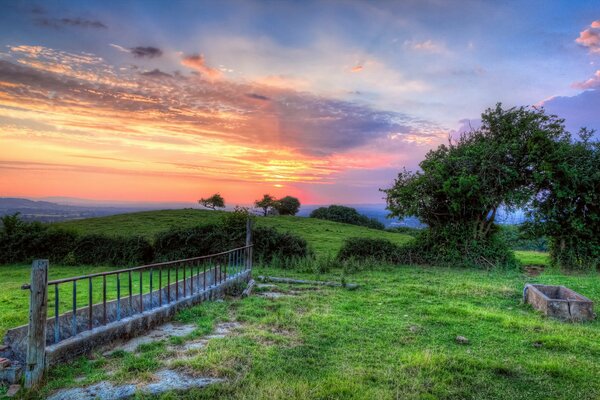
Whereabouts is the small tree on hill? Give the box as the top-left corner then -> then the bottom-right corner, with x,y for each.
198,193 -> 225,210
274,196 -> 301,216
255,194 -> 276,216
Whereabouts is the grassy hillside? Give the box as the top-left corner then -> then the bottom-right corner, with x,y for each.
55,209 -> 414,257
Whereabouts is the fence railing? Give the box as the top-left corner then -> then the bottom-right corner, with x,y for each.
22,245 -> 253,345
20,219 -> 254,388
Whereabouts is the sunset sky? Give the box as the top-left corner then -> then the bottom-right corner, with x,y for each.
1,1 -> 599,204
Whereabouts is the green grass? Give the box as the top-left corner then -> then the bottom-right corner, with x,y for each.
514,250 -> 550,266
18,265 -> 600,399
54,209 -> 413,256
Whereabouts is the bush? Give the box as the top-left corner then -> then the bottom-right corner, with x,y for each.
252,226 -> 312,262
0,217 -> 77,263
337,228 -> 518,270
497,225 -> 548,251
153,224 -> 230,261
309,205 -> 385,230
410,226 -> 519,269
154,222 -> 310,264
73,234 -> 153,266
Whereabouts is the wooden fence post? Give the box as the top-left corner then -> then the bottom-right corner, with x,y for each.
246,218 -> 253,271
24,259 -> 49,389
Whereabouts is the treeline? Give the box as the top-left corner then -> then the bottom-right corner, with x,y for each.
0,210 -> 310,266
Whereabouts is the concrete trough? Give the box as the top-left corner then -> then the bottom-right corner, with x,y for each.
524,284 -> 595,321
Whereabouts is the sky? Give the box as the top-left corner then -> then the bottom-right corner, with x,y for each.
0,0 -> 599,205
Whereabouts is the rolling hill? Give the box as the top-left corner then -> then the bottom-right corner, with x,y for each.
55,209 -> 414,257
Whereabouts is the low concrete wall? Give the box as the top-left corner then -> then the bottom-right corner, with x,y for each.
4,268 -> 249,364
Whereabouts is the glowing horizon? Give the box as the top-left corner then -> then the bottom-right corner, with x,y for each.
1,2 -> 599,204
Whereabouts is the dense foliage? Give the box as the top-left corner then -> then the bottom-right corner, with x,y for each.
273,196 -> 301,216
524,129 -> 600,270
70,234 -> 154,266
497,225 -> 548,252
1,210 -> 310,266
383,104 -> 598,270
337,237 -> 402,263
254,194 -> 277,216
0,214 -> 76,263
309,205 -> 384,230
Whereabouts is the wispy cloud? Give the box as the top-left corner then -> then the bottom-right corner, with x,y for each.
35,17 -> 107,29
180,54 -> 223,80
573,70 -> 600,89
403,39 -> 448,54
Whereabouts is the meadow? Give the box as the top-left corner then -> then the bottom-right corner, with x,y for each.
7,264 -> 599,399
3,210 -> 593,400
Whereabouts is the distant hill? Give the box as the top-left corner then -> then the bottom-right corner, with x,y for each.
1,197 -> 525,226
0,197 -> 155,223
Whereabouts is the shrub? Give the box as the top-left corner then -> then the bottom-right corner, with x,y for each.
497,225 -> 548,251
154,222 -> 310,264
153,224 -> 229,261
409,226 -> 519,269
0,217 -> 77,263
252,226 -> 312,262
337,237 -> 401,263
73,234 -> 153,266
309,205 -> 384,230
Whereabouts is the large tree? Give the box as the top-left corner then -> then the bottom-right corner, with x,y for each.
383,104 -> 569,268
198,193 -> 225,210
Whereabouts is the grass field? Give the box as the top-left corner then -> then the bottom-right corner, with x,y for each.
10,264 -> 600,399
54,209 -> 414,257
0,211 -> 548,339
2,211 -> 596,399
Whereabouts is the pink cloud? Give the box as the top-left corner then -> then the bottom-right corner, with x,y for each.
573,70 -> 600,90
576,22 -> 600,54
181,54 -> 223,80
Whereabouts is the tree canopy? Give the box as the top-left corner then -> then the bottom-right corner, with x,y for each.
274,196 -> 301,216
254,194 -> 277,216
383,104 -> 598,270
198,193 -> 225,210
310,205 -> 384,230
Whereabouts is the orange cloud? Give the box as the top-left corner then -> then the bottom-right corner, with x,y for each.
0,45 -> 441,203
181,54 -> 223,80
592,20 -> 600,29
351,65 -> 363,72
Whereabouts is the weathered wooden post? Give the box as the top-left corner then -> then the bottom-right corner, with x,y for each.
24,259 -> 49,388
245,217 -> 253,271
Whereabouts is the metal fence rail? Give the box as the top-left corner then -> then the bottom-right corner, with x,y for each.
18,218 -> 254,389
22,245 -> 253,345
